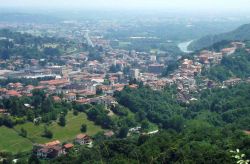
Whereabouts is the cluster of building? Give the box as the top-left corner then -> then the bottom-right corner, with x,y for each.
33,133 -> 92,159
198,42 -> 245,67
0,40 -> 248,104
140,41 -> 248,103
0,37 -> 166,104
1,19 -> 249,108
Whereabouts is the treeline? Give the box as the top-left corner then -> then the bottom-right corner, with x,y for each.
0,29 -> 65,46
115,83 -> 250,131
188,83 -> 250,130
0,29 -> 71,60
0,89 -> 71,127
73,103 -> 138,131
114,86 -> 185,131
86,105 -> 114,129
51,125 -> 250,164
3,84 -> 250,163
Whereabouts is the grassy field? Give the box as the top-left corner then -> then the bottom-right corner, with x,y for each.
0,112 -> 103,153
0,126 -> 33,153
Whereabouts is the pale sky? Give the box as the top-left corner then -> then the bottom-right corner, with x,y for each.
1,0 -> 250,11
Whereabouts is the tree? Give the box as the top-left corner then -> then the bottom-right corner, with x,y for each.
81,124 -> 87,133
3,116 -> 14,128
19,128 -> 27,138
165,115 -> 185,132
28,154 -> 40,164
73,110 -> 79,116
27,110 -> 35,122
58,115 -> 66,126
41,98 -> 53,113
96,87 -> 103,95
0,49 -> 10,60
43,47 -> 60,57
135,111 -> 146,122
50,111 -> 58,120
141,120 -> 150,132
162,61 -> 179,76
118,126 -> 129,138
42,126 -> 53,138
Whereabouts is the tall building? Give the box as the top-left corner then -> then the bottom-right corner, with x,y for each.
130,69 -> 140,79
150,55 -> 157,62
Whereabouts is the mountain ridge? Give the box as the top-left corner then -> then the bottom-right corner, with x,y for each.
189,23 -> 250,51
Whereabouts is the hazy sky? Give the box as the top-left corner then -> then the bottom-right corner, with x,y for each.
1,0 -> 250,11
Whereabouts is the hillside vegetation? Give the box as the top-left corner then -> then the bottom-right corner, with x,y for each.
51,84 -> 250,164
189,23 -> 250,51
202,48 -> 250,81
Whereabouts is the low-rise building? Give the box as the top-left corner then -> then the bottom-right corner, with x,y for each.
33,140 -> 64,159
75,134 -> 93,146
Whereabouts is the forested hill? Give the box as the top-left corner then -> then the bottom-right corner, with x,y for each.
51,84 -> 250,164
0,29 -> 70,59
202,48 -> 250,81
189,23 -> 250,51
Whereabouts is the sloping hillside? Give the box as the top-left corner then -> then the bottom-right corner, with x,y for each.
189,23 -> 250,51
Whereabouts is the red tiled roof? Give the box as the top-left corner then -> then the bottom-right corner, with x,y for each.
45,140 -> 61,146
6,90 -> 21,97
104,130 -> 114,137
116,87 -> 123,91
40,79 -> 69,86
75,99 -> 90,104
26,85 -> 34,89
0,88 -> 7,92
34,86 -> 46,90
64,143 -> 74,149
76,134 -> 88,139
14,82 -> 23,87
129,84 -> 138,89
113,84 -> 125,88
53,96 -> 61,102
66,93 -> 76,96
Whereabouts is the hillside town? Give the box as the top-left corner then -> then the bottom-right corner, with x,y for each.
0,16 -> 250,161
0,35 -> 249,107
1,0 -> 250,163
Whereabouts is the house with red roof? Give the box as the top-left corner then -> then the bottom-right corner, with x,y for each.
33,140 -> 64,159
5,90 -> 22,98
75,134 -> 93,146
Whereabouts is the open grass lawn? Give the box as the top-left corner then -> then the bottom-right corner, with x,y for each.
15,112 -> 103,144
0,112 -> 103,153
0,126 -> 33,153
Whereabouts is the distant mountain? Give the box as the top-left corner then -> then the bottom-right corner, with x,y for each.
189,23 -> 250,51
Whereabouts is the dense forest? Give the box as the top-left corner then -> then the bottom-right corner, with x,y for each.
1,84 -> 250,163
45,83 -> 250,164
1,79 -> 249,163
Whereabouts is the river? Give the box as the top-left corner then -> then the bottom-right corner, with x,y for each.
178,40 -> 194,53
